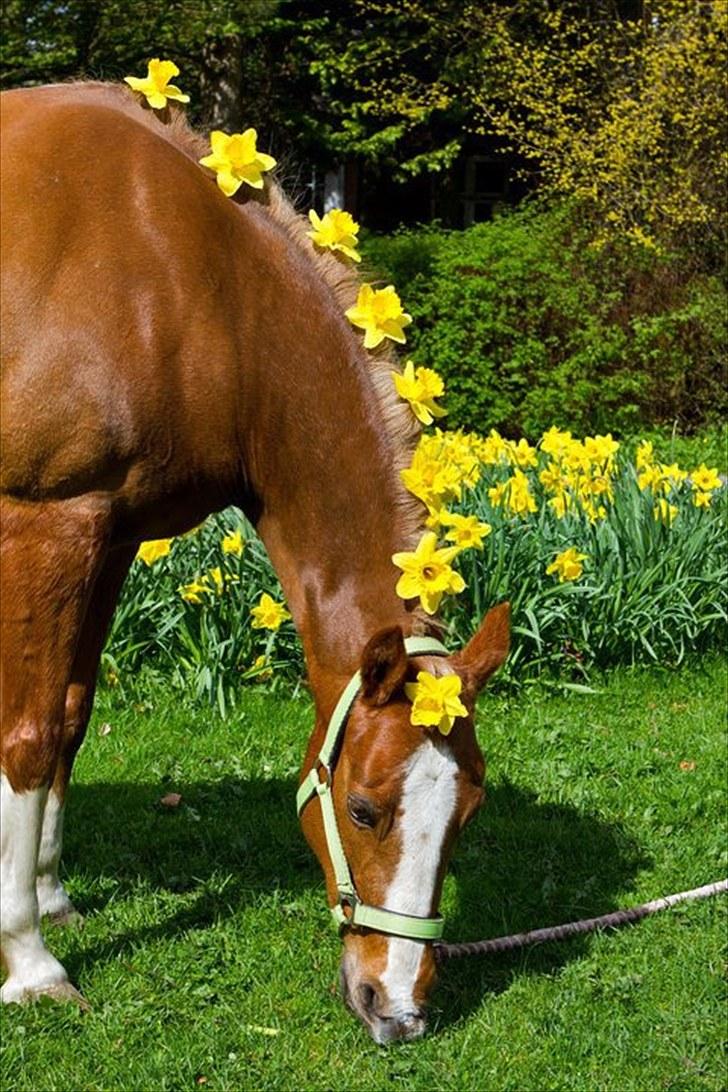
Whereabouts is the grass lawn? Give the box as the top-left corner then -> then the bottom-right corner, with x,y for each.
2,658 -> 726,1091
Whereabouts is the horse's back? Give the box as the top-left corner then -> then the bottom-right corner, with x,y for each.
0,84 -> 247,523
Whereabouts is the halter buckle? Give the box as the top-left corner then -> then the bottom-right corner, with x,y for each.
313,759 -> 332,794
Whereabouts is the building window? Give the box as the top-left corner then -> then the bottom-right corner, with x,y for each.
462,156 -> 509,226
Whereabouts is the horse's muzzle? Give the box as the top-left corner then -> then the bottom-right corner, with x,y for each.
340,966 -> 428,1044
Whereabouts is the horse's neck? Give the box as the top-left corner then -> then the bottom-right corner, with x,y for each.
230,213 -> 420,698
254,405 -> 416,698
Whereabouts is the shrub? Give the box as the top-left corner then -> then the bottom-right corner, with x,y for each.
360,206 -> 727,439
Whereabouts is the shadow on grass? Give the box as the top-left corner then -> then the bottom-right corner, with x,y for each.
61,775 -> 647,1026
433,775 -> 650,1031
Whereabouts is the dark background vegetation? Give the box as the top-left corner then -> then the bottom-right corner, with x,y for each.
2,0 -> 726,439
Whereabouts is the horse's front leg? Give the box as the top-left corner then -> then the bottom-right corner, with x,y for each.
0,496 -> 109,1004
35,545 -> 136,926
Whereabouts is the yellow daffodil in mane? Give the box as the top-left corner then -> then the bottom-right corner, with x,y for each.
250,592 -> 291,630
392,531 -> 465,615
442,512 -> 492,550
307,209 -> 361,262
136,538 -> 173,565
345,284 -> 412,349
406,671 -> 468,736
221,529 -> 245,556
124,59 -> 190,110
546,546 -> 588,583
392,361 -> 447,426
199,130 -> 277,196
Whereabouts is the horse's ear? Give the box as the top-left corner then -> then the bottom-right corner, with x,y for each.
360,626 -> 409,706
452,602 -> 510,696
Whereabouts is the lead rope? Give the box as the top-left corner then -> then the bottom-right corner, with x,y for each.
433,878 -> 728,962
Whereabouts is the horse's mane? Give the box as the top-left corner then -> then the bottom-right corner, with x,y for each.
67,83 -> 435,629
171,113 -> 422,489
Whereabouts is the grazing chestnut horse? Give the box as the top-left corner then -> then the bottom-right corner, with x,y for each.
0,83 -> 509,1042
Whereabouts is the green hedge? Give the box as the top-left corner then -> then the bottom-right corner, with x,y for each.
361,206 -> 727,439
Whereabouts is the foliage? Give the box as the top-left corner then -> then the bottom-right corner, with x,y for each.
477,0 -> 728,267
361,207 -> 728,437
2,661 -> 726,1089
309,0 -> 728,262
105,427 -> 726,713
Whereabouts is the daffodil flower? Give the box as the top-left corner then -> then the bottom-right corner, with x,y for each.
136,538 -> 173,566
179,577 -> 211,604
442,513 -> 492,550
392,361 -> 447,426
691,464 -> 721,493
199,130 -> 276,197
635,440 -> 654,470
546,547 -> 588,583
222,529 -> 245,556
124,59 -> 190,110
506,438 -> 538,469
307,209 -> 361,262
345,284 -> 412,349
653,498 -> 679,525
541,426 -> 574,460
392,531 -> 465,615
505,470 -> 537,516
405,671 -> 468,736
250,592 -> 291,630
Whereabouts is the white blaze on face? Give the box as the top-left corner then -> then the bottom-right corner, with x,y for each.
379,739 -> 458,1017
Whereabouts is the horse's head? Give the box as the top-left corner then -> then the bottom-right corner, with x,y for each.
299,603 -> 509,1043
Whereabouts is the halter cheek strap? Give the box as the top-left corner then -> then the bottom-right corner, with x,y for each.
296,636 -> 450,942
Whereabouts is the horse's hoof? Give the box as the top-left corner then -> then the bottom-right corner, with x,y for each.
39,981 -> 91,1011
45,907 -> 85,929
1,977 -> 90,1010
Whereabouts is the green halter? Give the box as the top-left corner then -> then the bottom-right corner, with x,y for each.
296,635 -> 450,941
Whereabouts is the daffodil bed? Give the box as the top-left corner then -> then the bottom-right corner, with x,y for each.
107,428 -> 726,713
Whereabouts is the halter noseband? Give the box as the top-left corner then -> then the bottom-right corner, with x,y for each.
296,636 -> 450,941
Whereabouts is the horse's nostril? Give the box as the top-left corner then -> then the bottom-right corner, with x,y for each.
358,981 -> 377,1014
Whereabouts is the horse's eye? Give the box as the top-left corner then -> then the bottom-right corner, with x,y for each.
347,794 -> 376,828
